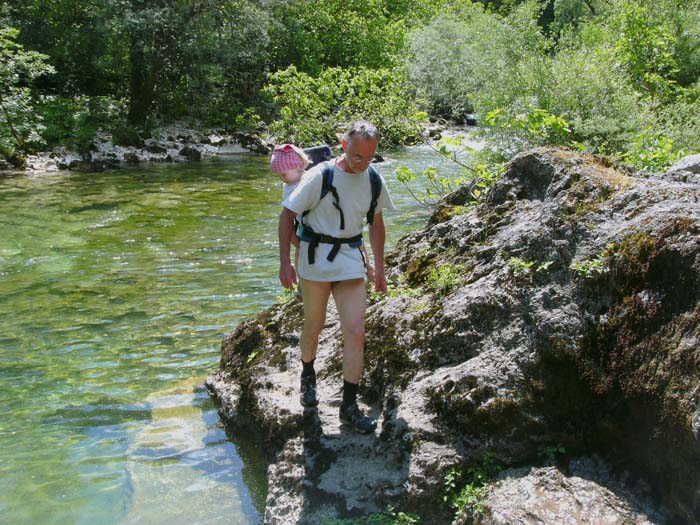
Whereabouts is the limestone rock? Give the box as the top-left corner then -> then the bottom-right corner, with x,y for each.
208,147 -> 700,524
667,153 -> 700,175
179,146 -> 202,160
466,458 -> 668,525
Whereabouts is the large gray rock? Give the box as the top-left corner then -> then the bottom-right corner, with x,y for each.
466,458 -> 669,525
207,148 -> 700,524
667,153 -> 700,174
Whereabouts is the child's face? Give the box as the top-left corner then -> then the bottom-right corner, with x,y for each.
279,167 -> 304,185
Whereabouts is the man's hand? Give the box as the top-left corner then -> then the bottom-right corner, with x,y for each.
366,261 -> 375,282
278,207 -> 297,289
279,261 -> 297,289
369,212 -> 387,294
373,268 -> 388,294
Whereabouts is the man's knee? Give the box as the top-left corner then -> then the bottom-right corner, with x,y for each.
343,324 -> 365,349
303,316 -> 326,338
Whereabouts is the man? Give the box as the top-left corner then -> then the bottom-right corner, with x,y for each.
278,121 -> 395,433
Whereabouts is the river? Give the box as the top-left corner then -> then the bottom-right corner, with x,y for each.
0,146 -> 464,524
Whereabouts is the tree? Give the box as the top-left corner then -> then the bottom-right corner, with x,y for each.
267,0 -> 445,75
0,27 -> 54,161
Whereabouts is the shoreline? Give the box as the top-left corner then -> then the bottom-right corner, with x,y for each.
1,120 -> 481,178
1,125 -> 272,177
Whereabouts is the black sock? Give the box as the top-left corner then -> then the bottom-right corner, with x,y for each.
301,358 -> 315,379
342,380 -> 358,406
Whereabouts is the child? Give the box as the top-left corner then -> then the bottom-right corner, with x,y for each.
271,144 -> 310,203
270,144 -> 374,294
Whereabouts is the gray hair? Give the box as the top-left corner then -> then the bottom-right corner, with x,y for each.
344,120 -> 379,147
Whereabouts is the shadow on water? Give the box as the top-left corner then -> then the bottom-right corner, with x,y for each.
218,414 -> 270,518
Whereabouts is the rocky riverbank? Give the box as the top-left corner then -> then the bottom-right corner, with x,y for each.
1,125 -> 272,175
208,148 -> 700,524
1,120 -> 473,176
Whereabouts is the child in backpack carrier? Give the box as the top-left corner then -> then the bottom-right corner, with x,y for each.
270,144 -> 374,293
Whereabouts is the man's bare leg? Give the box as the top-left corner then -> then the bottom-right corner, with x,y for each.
332,278 -> 367,383
299,278 -> 331,407
332,278 -> 376,433
300,278 -> 332,362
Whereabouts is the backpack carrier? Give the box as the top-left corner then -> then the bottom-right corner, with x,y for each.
297,145 -> 382,265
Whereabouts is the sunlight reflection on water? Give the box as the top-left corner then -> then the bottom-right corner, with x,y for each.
0,145 -> 467,524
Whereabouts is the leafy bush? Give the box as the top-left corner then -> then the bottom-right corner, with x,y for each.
621,128 -> 685,173
441,452 -> 502,518
264,66 -> 423,147
545,28 -> 654,151
482,107 -> 574,156
407,1 -> 550,121
38,95 -> 130,153
407,0 -> 699,165
608,1 -> 680,102
426,264 -> 463,293
0,27 -> 54,160
396,132 -> 504,209
268,0 -> 446,76
658,85 -> 700,155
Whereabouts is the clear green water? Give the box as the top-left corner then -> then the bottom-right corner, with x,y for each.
0,147 -> 462,525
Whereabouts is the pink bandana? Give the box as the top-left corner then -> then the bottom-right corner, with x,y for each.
270,144 -> 307,173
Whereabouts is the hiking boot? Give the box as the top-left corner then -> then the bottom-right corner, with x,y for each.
339,402 -> 377,434
300,374 -> 318,407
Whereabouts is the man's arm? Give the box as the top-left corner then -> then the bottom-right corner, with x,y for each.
368,212 -> 388,293
278,207 -> 297,289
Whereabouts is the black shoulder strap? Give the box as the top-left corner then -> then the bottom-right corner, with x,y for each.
319,161 -> 345,230
301,161 -> 341,225
320,161 -> 334,200
366,165 -> 382,225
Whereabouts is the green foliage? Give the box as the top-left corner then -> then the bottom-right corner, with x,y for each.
0,27 -> 54,159
396,165 -> 466,208
658,87 -> 700,154
268,0 -> 445,76
8,0 -> 276,129
397,133 -> 504,209
407,0 -> 700,164
484,107 -> 572,153
569,255 -> 607,278
441,452 -> 502,518
233,108 -> 265,134
38,95 -> 129,154
552,0 -> 602,32
369,276 -> 423,303
508,257 -> 535,276
425,264 -> 463,293
538,443 -> 567,463
609,1 -> 680,101
621,128 -> 685,173
275,287 -> 296,305
322,506 -> 420,525
264,66 -> 423,147
547,31 -> 653,151
407,1 -> 550,121
508,257 -> 554,278
5,0 -> 700,164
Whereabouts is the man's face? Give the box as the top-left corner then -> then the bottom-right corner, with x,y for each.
342,135 -> 378,173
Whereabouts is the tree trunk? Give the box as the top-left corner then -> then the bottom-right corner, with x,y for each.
127,39 -> 151,128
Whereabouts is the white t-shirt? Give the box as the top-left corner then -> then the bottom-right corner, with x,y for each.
283,161 -> 396,282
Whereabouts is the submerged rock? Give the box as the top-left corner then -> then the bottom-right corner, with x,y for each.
207,148 -> 700,524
